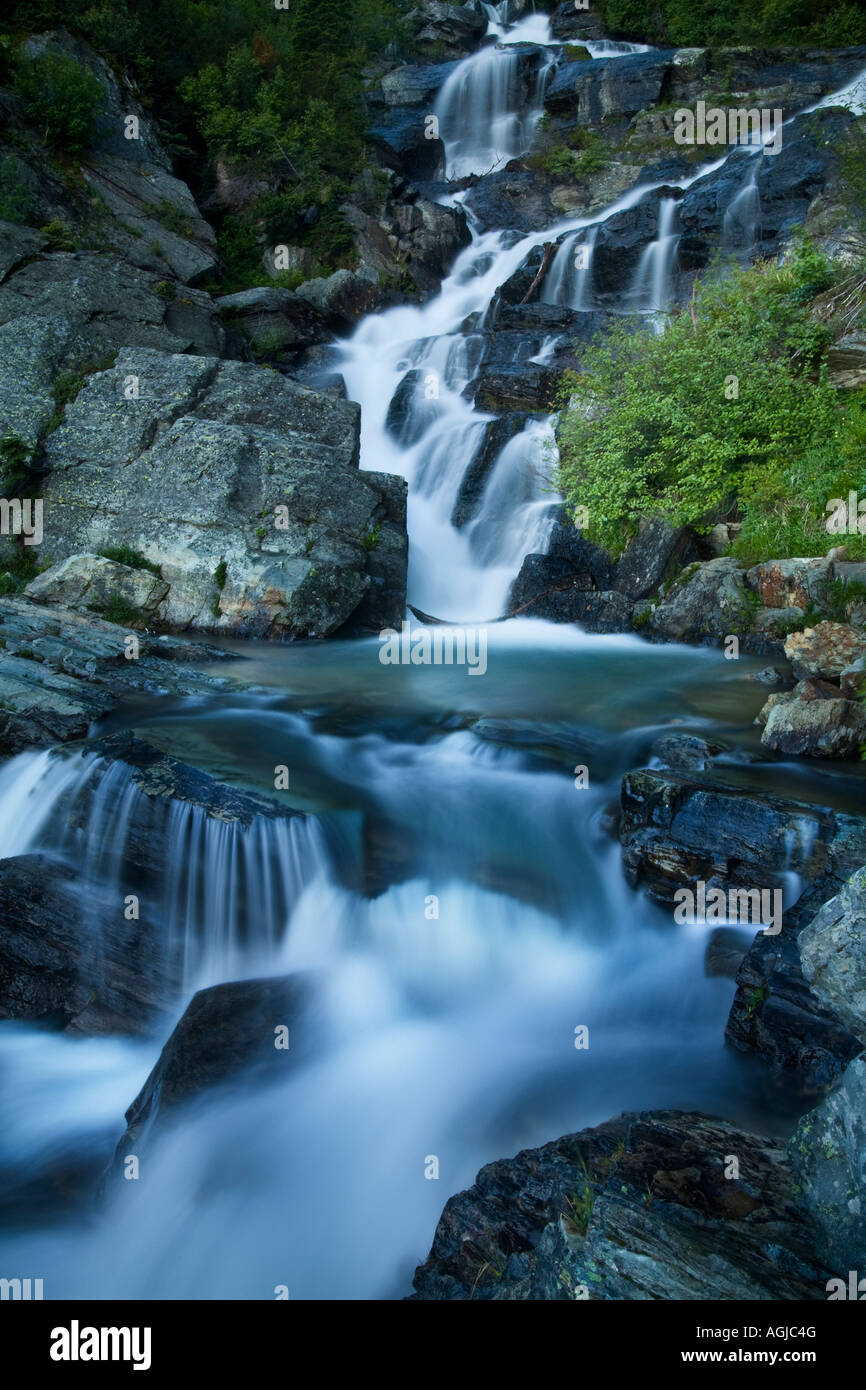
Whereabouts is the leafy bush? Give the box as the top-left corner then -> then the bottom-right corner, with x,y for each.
557,245 -> 847,555
598,0 -> 866,45
98,545 -> 162,576
12,50 -> 102,155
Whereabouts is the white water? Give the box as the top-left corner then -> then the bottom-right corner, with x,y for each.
627,196 -> 680,312
2,15 -> 863,1304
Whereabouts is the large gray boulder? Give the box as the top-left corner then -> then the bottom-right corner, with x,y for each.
790,1057 -> 866,1275
646,558 -> 752,644
799,867 -> 866,1044
36,349 -> 407,636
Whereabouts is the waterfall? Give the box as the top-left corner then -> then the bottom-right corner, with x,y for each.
723,158 -> 762,255
435,41 -> 554,180
0,748 -> 331,991
626,196 -> 680,313
4,13 -> 865,1305
541,226 -> 599,309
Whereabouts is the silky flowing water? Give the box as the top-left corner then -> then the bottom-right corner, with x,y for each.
1,13 -> 864,1300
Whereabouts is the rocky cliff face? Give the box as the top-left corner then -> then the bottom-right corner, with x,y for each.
0,28 -> 411,638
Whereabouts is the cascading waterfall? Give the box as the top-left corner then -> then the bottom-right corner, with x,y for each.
627,196 -> 681,312
541,226 -> 599,310
723,158 -> 762,254
3,14 -> 866,1303
0,748 -> 331,991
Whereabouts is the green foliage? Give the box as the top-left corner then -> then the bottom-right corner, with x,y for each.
0,434 -> 32,492
0,154 -> 33,223
536,128 -> 608,181
0,546 -> 38,597
98,545 -> 162,576
557,245 -> 846,555
361,522 -> 381,551
40,217 -> 75,251
598,0 -> 866,45
12,50 -> 101,155
88,594 -> 144,626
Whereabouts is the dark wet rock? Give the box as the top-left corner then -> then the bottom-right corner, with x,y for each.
84,731 -> 300,826
452,415 -> 533,527
649,732 -> 724,773
614,518 -> 699,601
386,367 -> 446,445
591,188 -> 683,302
618,765 -> 855,907
369,107 -> 445,180
507,518 -> 614,621
678,107 -> 857,269
412,1108 -> 832,1299
544,51 -> 673,123
570,590 -> 635,633
405,1 -> 487,60
704,926 -> 751,980
111,975 -> 310,1162
726,924 -> 862,1096
0,853 -> 179,1035
724,826 -> 866,1095
790,1055 -> 866,1275
461,169 -> 561,235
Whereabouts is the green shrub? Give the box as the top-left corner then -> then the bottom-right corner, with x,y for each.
557,245 -> 843,555
13,50 -> 102,155
98,545 -> 162,576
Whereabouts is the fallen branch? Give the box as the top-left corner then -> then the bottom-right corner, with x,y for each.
520,242 -> 557,304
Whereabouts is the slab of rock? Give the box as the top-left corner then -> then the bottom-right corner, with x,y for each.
790,1056 -> 866,1274
646,558 -> 752,645
0,853 -> 179,1035
26,554 -> 169,620
216,287 -> 329,356
37,350 -> 407,637
614,517 -> 698,601
111,975 -> 309,1160
619,766 -> 840,903
799,866 -> 866,1044
412,1109 -> 831,1300
0,596 -> 237,754
784,622 -> 866,681
746,557 -> 834,611
756,683 -> 866,761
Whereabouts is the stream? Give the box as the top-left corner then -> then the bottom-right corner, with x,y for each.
1,10 -> 863,1300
